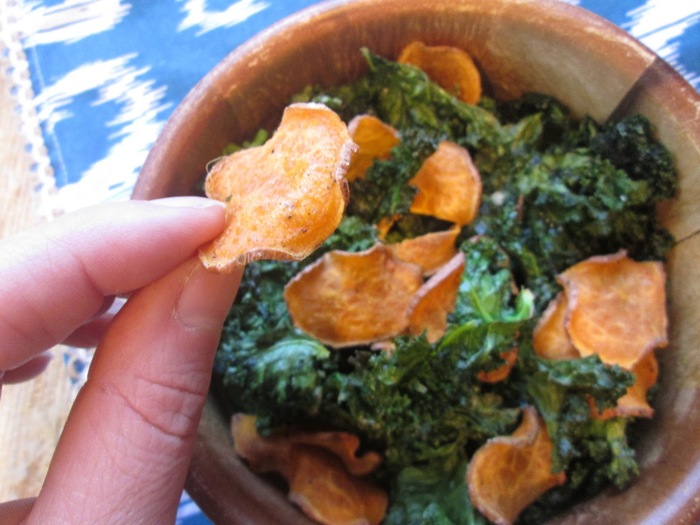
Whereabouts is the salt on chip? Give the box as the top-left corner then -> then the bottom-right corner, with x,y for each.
467,406 -> 566,525
398,41 -> 482,104
284,243 -> 424,348
557,251 -> 668,369
346,114 -> 400,182
409,141 -> 482,226
591,351 -> 658,420
231,414 -> 388,525
532,292 -> 580,360
200,102 -> 355,272
407,252 -> 465,343
391,225 -> 461,275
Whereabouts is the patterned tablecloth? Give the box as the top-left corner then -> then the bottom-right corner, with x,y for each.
3,1 -> 698,523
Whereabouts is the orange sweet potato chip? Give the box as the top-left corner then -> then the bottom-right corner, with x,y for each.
200,102 -> 355,272
231,413 -> 294,474
532,292 -> 580,360
407,252 -> 465,343
288,446 -> 388,525
391,225 -> 461,275
409,141 -> 482,226
467,406 -> 566,525
591,351 -> 659,420
231,414 -> 387,525
557,251 -> 668,369
290,431 -> 383,476
346,114 -> 400,182
477,347 -> 519,383
284,243 -> 424,348
398,41 -> 482,104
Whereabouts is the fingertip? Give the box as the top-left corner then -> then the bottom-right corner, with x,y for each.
176,261 -> 242,330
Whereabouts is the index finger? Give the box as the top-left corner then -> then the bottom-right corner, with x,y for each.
0,197 -> 225,370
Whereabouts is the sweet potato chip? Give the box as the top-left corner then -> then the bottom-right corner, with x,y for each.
284,243 -> 424,348
231,414 -> 388,525
398,41 -> 482,104
558,251 -> 668,369
409,141 -> 482,226
532,292 -> 580,360
288,446 -> 388,525
467,406 -> 566,525
591,351 -> 659,420
231,413 -> 294,475
477,347 -> 519,383
346,114 -> 400,182
290,431 -> 383,476
200,102 -> 355,272
407,252 -> 465,343
391,225 -> 461,275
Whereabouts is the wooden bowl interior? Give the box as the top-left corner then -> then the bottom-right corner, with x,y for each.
135,1 -> 700,523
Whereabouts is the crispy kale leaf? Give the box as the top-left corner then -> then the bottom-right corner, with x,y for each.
384,460 -> 489,525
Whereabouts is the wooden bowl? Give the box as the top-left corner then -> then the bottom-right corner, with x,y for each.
134,0 -> 700,523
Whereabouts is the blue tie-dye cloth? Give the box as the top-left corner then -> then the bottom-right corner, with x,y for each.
11,1 -> 699,523
14,0 -> 699,217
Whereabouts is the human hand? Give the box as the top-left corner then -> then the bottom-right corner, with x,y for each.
0,197 -> 242,524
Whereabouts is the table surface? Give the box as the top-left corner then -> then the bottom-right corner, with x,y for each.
0,0 -> 698,522
0,8 -> 75,502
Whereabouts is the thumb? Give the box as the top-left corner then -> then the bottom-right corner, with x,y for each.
27,258 -> 241,525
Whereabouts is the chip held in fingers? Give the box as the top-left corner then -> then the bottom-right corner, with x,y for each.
199,103 -> 355,272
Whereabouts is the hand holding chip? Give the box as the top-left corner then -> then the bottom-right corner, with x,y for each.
0,197 -> 241,523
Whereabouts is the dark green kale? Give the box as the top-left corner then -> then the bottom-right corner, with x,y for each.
451,236 -> 535,325
471,98 -> 676,307
384,460 -> 489,525
509,345 -> 637,523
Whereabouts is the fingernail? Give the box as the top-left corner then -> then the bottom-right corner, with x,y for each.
176,261 -> 241,330
150,196 -> 225,209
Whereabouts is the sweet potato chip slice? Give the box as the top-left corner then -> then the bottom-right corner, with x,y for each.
477,347 -> 519,383
391,225 -> 461,275
288,446 -> 388,525
467,406 -> 566,525
231,415 -> 387,525
284,243 -> 424,348
200,102 -> 355,272
346,114 -> 400,182
558,251 -> 668,369
532,292 -> 580,360
409,141 -> 482,226
398,41 -> 482,104
231,413 -> 294,475
407,252 -> 465,343
591,351 -> 659,420
290,431 -> 383,476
